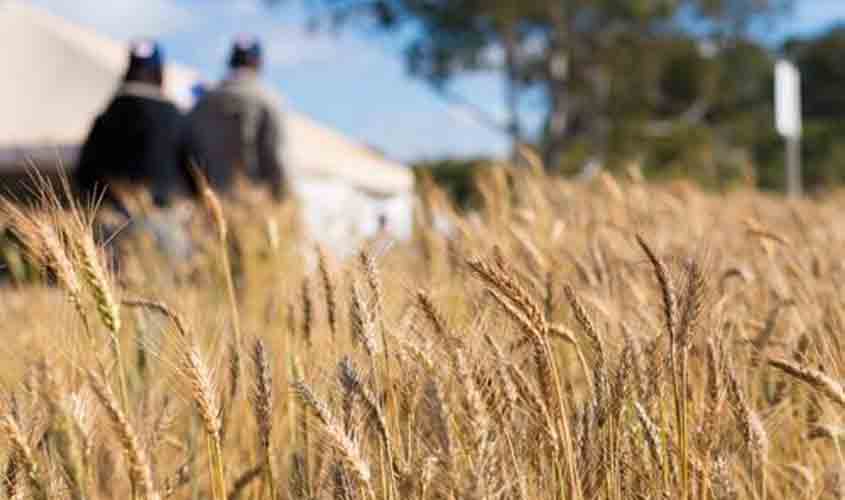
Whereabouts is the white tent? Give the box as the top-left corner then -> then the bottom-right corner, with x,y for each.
0,0 -> 414,251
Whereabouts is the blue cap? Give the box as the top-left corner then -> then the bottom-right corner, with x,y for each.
229,34 -> 262,68
191,82 -> 208,100
129,38 -> 163,70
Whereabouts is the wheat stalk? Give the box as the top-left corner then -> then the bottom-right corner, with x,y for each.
338,357 -> 399,498
726,359 -> 769,499
199,180 -> 242,407
70,226 -> 130,414
87,370 -> 157,500
468,254 -> 580,500
636,234 -> 688,500
180,343 -> 226,500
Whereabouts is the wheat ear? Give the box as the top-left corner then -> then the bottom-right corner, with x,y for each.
251,339 -> 276,500
636,234 -> 688,500
200,180 -> 242,405
768,357 -> 845,409
181,344 -> 227,500
317,245 -> 339,337
0,415 -> 48,500
727,360 -> 769,499
70,227 -> 130,415
468,254 -> 581,500
87,370 -> 157,500
293,380 -> 374,498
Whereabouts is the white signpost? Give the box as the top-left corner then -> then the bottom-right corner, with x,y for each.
775,59 -> 803,197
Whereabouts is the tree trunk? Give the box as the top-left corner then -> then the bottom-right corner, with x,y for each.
544,74 -> 570,170
502,25 -> 522,163
543,5 -> 571,171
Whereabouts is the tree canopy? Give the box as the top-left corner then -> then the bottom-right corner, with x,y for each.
284,1 -> 845,193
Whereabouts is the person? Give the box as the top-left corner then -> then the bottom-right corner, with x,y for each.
75,39 -> 198,214
187,35 -> 288,201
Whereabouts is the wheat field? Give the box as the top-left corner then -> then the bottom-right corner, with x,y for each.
1,163 -> 845,500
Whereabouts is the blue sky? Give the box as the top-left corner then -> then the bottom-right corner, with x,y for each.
30,0 -> 845,162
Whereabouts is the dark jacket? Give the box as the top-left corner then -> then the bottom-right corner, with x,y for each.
75,82 -> 198,211
187,71 -> 287,200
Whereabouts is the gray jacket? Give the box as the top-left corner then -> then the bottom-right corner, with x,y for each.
187,72 -> 287,200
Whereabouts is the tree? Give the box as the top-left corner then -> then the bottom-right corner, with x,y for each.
293,0 -> 791,170
760,26 -> 845,191
784,26 -> 845,120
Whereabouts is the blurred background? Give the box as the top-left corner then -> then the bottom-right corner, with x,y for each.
4,0 -> 845,202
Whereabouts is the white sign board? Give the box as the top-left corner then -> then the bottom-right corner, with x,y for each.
775,59 -> 802,139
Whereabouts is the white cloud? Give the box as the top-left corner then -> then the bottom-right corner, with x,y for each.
264,29 -> 371,68
31,0 -> 193,38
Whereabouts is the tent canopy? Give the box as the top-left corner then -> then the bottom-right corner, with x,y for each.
0,0 -> 413,198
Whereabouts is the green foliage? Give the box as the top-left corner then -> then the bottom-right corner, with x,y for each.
297,1 -> 845,193
749,28 -> 845,193
755,119 -> 845,193
0,228 -> 39,284
785,26 -> 845,120
413,158 -> 489,208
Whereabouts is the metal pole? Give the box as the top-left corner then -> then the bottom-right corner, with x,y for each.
786,136 -> 802,198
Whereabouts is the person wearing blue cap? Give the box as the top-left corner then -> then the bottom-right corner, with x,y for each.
75,38 -> 198,213
187,35 -> 288,201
